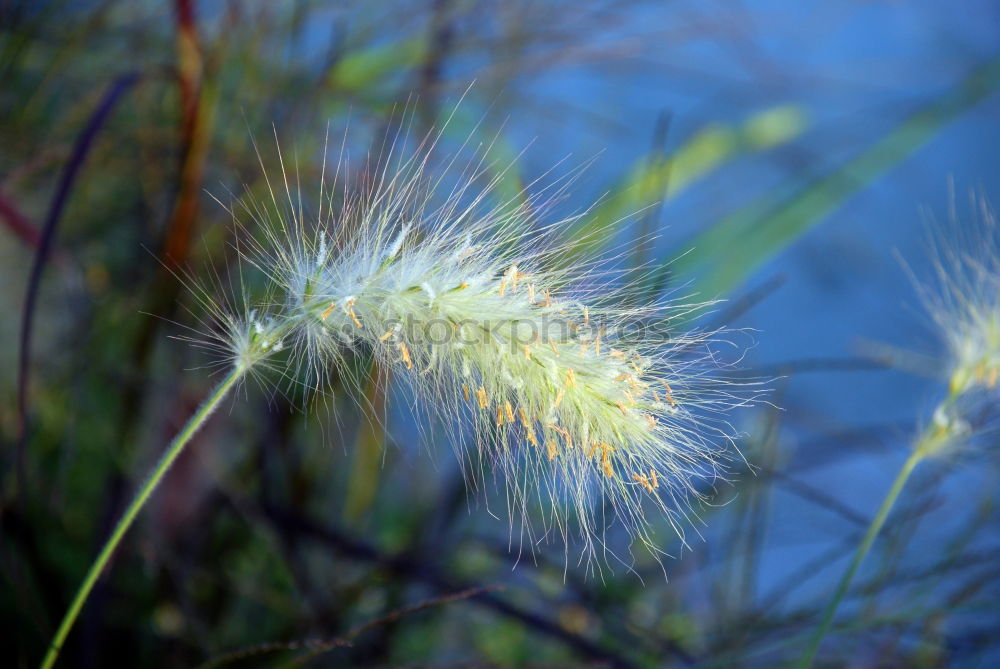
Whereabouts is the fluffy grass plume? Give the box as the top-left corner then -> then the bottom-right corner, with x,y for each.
182,116 -> 756,566
799,191 -> 1000,669
913,192 -> 1000,458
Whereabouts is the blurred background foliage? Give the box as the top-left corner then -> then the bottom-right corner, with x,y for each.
2,1 -> 1000,667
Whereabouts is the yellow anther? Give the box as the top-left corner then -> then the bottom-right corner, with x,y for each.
501,266 -> 530,292
595,337 -> 601,356
645,414 -> 657,430
456,282 -> 469,290
380,329 -> 395,341
650,469 -> 659,488
548,424 -> 573,449
476,386 -> 488,409
553,388 -> 565,408
518,410 -> 538,446
542,290 -> 552,307
566,368 -> 577,388
662,380 -> 676,407
319,301 -> 338,321
602,454 -> 615,479
498,278 -> 507,297
548,338 -> 559,356
344,297 -> 361,327
504,402 -> 515,423
463,384 -> 470,402
617,402 -> 628,416
989,368 -> 998,388
613,373 -> 630,382
524,344 -> 532,360
547,439 -> 558,461
398,342 -> 412,370
653,390 -> 661,403
632,473 -> 654,493
610,349 -> 625,359
496,406 -> 505,425
589,441 -> 612,460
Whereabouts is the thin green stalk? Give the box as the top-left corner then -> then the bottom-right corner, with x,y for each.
40,365 -> 245,669
797,448 -> 924,668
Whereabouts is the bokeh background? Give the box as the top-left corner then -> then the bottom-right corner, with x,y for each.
2,1 -> 1000,667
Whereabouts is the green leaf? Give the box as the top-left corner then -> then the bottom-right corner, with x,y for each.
329,37 -> 427,92
564,104 -> 808,263
660,57 -> 1000,302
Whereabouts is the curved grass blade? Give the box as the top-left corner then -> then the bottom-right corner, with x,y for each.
564,104 -> 807,264
655,56 -> 1000,303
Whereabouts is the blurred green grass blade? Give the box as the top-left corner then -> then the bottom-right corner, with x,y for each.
660,56 -> 1000,302
565,104 -> 807,263
329,37 -> 427,91
343,359 -> 388,523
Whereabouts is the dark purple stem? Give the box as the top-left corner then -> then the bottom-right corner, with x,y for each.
16,72 -> 141,489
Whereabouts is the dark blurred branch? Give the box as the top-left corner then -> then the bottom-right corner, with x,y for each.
470,534 -> 693,664
415,0 -> 455,125
197,585 -> 501,669
288,585 -> 504,667
255,501 -> 640,669
634,111 -> 674,271
704,274 -> 786,329
765,469 -> 868,527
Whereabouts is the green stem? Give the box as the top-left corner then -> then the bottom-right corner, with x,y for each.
797,448 -> 923,669
40,365 -> 244,669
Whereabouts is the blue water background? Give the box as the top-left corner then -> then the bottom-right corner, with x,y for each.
487,0 -> 1000,608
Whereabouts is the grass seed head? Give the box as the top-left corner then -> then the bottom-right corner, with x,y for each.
183,119 -> 759,566
913,193 -> 1000,458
